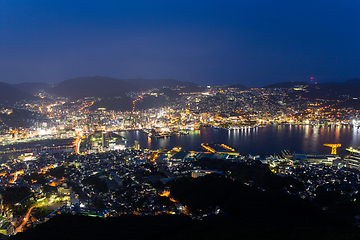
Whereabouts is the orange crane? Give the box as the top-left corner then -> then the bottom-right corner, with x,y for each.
323,144 -> 341,154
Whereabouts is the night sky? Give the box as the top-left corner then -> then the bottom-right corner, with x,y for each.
1,0 -> 359,87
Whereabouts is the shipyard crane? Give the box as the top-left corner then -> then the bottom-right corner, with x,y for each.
323,144 -> 341,155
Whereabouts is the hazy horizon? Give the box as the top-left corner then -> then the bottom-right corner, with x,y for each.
1,75 -> 359,88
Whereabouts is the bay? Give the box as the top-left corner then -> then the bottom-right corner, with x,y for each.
118,125 -> 360,155
2,124 -> 360,157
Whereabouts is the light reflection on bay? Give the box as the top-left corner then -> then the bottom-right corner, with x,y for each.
118,125 -> 360,155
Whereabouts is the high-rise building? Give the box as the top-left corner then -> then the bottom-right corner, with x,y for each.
134,140 -> 140,150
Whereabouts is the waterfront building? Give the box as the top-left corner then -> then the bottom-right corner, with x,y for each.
291,153 -> 339,165
344,148 -> 360,169
83,131 -> 127,153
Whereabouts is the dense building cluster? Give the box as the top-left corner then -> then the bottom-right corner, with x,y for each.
2,85 -> 360,149
1,85 -> 360,237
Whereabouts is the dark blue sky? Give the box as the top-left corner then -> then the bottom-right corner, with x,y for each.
1,0 -> 359,87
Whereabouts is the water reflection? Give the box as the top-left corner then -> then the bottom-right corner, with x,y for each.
117,125 -> 360,155
147,136 -> 152,149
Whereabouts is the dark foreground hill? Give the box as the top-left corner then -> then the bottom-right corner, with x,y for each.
10,174 -> 360,240
10,206 -> 360,240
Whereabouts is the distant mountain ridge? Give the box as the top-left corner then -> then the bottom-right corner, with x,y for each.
261,79 -> 360,90
49,76 -> 135,99
301,82 -> 360,100
121,78 -> 199,89
261,81 -> 309,88
225,83 -> 248,90
344,78 -> 360,85
11,76 -> 201,100
0,82 -> 37,106
259,79 -> 360,100
2,76 -> 360,105
13,82 -> 51,95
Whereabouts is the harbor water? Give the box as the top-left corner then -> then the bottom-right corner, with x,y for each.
118,124 -> 360,155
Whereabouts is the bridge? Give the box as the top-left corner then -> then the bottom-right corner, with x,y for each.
0,145 -> 74,156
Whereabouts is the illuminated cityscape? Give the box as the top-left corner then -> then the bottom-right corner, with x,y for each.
1,0 -> 360,239
0,81 -> 359,238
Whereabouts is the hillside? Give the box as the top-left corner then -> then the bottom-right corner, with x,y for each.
5,77 -> 360,104
10,174 -> 360,240
262,81 -> 309,88
12,82 -> 51,95
225,83 -> 248,90
0,82 -> 37,106
8,157 -> 360,239
122,78 -> 200,89
48,76 -> 134,99
46,76 -> 202,100
345,78 -> 360,86
0,109 -> 47,129
301,83 -> 360,100
259,79 -> 360,101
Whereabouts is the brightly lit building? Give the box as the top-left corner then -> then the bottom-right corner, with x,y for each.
344,147 -> 360,169
81,131 -> 127,153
